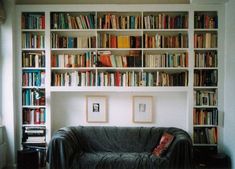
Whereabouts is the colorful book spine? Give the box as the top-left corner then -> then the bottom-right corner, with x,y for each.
144,13 -> 188,29
22,89 -> 45,106
22,33 -> 45,48
51,12 -> 96,29
144,33 -> 188,48
22,70 -> 45,87
22,13 -> 45,29
51,71 -> 96,87
51,33 -> 96,48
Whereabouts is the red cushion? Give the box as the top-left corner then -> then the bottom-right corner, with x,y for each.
152,132 -> 174,157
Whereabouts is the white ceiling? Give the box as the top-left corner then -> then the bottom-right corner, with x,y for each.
15,0 -> 190,4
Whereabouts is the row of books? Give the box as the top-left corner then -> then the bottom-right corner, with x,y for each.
51,70 -> 188,87
97,51 -> 141,67
22,70 -> 46,87
51,52 -> 97,68
22,89 -> 45,106
23,108 -> 46,125
98,71 -> 139,87
194,90 -> 217,106
97,15 -> 141,29
51,33 -> 96,48
193,108 -> 218,125
22,12 -> 217,30
50,33 -> 188,49
143,14 -> 188,29
144,33 -> 188,48
194,32 -> 217,48
194,127 -> 217,144
51,13 -> 96,29
22,52 -> 45,68
98,71 -> 188,87
194,70 -> 218,86
22,126 -> 46,144
22,33 -> 45,48
98,33 -> 141,48
194,51 -> 217,67
194,13 -> 218,29
51,52 -> 189,68
51,71 -> 96,86
144,53 -> 188,68
22,13 -> 45,29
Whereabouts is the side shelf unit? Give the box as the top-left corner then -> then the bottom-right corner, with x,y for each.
193,11 -> 218,147
20,12 -> 47,150
50,11 -> 189,89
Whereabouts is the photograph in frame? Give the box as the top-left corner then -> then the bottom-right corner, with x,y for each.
133,96 -> 153,123
86,96 -> 107,123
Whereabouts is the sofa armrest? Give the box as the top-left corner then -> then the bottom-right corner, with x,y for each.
47,127 -> 82,169
164,128 -> 193,169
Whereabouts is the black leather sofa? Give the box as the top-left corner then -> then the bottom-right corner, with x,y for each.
47,126 -> 193,169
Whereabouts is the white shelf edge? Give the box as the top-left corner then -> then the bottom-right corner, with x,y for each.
51,29 -> 96,32
22,67 -> 46,70
97,48 -> 142,51
22,48 -> 45,50
97,29 -> 142,32
51,48 -> 96,51
193,106 -> 218,108
22,29 -> 45,32
22,124 -> 46,127
193,86 -> 218,89
143,29 -> 188,32
51,48 -> 189,51
193,125 -> 218,127
194,48 -> 218,50
22,105 -> 46,108
50,86 -> 190,92
194,28 -> 218,31
22,86 -> 46,89
143,48 -> 188,51
51,67 -> 189,70
194,67 -> 218,70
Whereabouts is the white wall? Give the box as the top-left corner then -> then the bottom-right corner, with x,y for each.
224,0 -> 235,168
0,0 -> 16,168
51,92 -> 188,134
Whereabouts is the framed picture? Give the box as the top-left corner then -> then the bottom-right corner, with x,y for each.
86,96 -> 107,123
132,96 -> 153,123
201,93 -> 209,106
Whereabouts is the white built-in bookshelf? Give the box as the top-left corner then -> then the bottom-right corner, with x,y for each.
20,12 -> 47,149
193,11 -> 219,147
16,4 -> 224,153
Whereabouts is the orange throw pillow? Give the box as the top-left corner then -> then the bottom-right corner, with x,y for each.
152,132 -> 174,157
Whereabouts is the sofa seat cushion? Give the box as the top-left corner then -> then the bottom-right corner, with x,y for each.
73,152 -> 169,169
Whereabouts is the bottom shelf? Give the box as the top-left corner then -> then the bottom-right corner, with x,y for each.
17,147 -> 47,169
193,149 -> 231,169
193,127 -> 217,145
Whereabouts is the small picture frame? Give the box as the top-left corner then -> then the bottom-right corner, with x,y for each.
201,94 -> 209,106
133,96 -> 153,123
86,96 -> 107,123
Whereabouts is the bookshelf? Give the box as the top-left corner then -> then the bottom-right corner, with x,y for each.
193,11 -> 219,147
20,12 -> 47,152
50,11 -> 189,88
16,5 -> 224,158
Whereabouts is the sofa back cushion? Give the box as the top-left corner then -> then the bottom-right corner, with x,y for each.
74,126 -> 168,153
